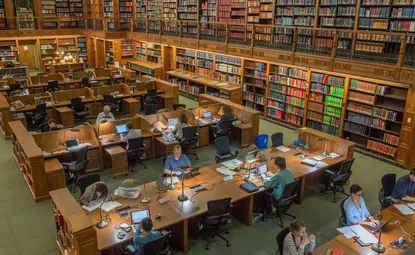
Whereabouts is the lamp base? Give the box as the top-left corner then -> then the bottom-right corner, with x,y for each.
96,219 -> 111,229
167,184 -> 176,190
141,197 -> 151,203
178,194 -> 188,202
371,243 -> 385,253
244,176 -> 254,182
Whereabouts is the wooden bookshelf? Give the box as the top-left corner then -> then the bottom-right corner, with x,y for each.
0,0 -> 6,29
42,0 -> 57,28
163,0 -> 177,20
343,78 -> 407,160
77,37 -> 88,66
17,7 -> 35,30
121,39 -> 133,59
358,0 -> 390,30
0,66 -> 27,76
267,64 -> 308,127
175,47 -> 196,72
50,188 -> 98,255
127,59 -> 163,78
104,0 -> 114,30
242,60 -> 267,112
200,0 -> 217,37
120,0 -> 133,30
57,0 -> 85,28
136,0 -> 147,18
196,51 -> 214,77
40,39 -> 60,72
0,40 -> 18,61
213,54 -> 242,84
58,38 -> 77,56
390,0 -> 415,32
306,72 -> 346,136
148,0 -> 163,18
178,0 -> 198,20
275,0 -> 315,26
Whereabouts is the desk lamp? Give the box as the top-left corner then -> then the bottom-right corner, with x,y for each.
244,158 -> 259,182
122,179 -> 151,203
167,171 -> 176,190
97,120 -> 108,137
96,188 -> 111,229
64,128 -> 81,142
177,166 -> 190,202
371,221 -> 386,253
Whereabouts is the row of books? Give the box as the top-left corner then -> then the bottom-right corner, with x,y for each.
344,121 -> 368,136
212,72 -> 241,84
371,118 -> 386,129
276,0 -> 315,5
347,101 -> 373,115
324,105 -> 342,118
325,95 -> 343,108
349,91 -> 375,105
350,79 -> 377,93
373,107 -> 398,121
348,112 -> 372,126
196,67 -> 213,76
359,7 -> 390,18
358,18 -> 388,30
176,56 -> 195,65
287,105 -> 304,117
269,75 -> 307,89
309,92 -> 324,103
308,101 -> 324,113
269,83 -> 286,93
390,20 -> 415,31
216,63 -> 241,75
307,111 -> 323,122
367,140 -> 397,157
307,120 -> 340,136
319,17 -> 354,28
286,96 -> 305,107
269,91 -> 286,102
383,133 -> 399,146
197,59 -> 213,68
311,73 -> 345,86
276,66 -> 308,79
323,115 -> 341,127
287,87 -> 306,98
215,55 -> 242,65
391,8 -> 415,19
267,99 -> 286,111
275,17 -> 315,26
197,52 -> 213,61
243,92 -> 265,105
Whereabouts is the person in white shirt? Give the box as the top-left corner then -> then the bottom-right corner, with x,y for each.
96,105 -> 115,124
120,123 -> 142,150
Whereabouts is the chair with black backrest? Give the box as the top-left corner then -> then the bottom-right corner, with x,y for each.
180,126 -> 199,160
62,146 -> 89,192
81,77 -> 90,88
71,97 -> 89,123
276,227 -> 290,255
76,173 -> 101,196
8,83 -> 21,96
378,173 -> 396,209
144,104 -> 158,115
213,119 -> 234,140
122,231 -> 171,255
265,179 -> 300,227
25,103 -> 47,128
319,158 -> 355,203
173,104 -> 186,110
214,136 -> 239,163
103,94 -> 120,112
46,80 -> 59,92
271,132 -> 284,147
339,198 -> 348,227
127,137 -> 147,172
199,197 -> 232,250
145,88 -> 158,105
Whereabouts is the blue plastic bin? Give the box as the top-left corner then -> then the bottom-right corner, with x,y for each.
256,134 -> 269,149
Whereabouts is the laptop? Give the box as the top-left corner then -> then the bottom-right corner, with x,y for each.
255,163 -> 268,175
167,118 -> 179,128
245,150 -> 259,163
203,111 -> 213,120
65,139 -> 79,151
115,124 -> 129,135
365,219 -> 391,233
131,209 -> 151,232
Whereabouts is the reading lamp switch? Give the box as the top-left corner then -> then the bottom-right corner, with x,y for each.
407,117 -> 411,125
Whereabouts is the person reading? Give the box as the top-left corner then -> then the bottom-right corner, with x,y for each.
283,219 -> 316,255
133,217 -> 161,255
96,105 -> 115,124
163,145 -> 191,176
79,182 -> 108,206
263,157 -> 294,199
391,169 -> 415,202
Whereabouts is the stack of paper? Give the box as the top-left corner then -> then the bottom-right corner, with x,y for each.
394,204 -> 415,215
82,201 -> 122,212
329,152 -> 340,159
301,158 -> 318,166
276,146 -> 290,152
216,166 -> 237,176
349,225 -> 378,244
222,159 -> 243,169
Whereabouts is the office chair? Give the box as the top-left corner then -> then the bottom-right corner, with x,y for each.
71,97 -> 89,123
144,104 -> 158,115
199,197 -> 232,250
173,104 -> 186,110
213,119 -> 234,140
103,94 -> 120,112
127,137 -> 147,172
81,77 -> 90,88
319,158 -> 355,203
214,136 -> 239,163
76,173 -> 100,196
62,146 -> 89,192
271,132 -> 284,147
25,103 -> 47,128
8,83 -> 21,96
264,179 -> 300,227
276,227 -> 290,255
145,88 -> 158,105
378,173 -> 396,209
180,126 -> 199,160
339,197 -> 348,227
122,231 -> 171,255
46,80 -> 59,92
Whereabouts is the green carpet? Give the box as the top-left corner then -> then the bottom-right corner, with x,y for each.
0,96 -> 409,255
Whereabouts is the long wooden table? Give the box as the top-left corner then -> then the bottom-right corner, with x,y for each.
88,146 -> 347,254
315,205 -> 415,254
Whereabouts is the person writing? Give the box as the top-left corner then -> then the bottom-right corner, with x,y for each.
96,105 -> 115,124
120,123 -> 142,149
42,119 -> 64,132
283,219 -> 315,255
173,114 -> 190,140
391,169 -> 415,202
344,184 -> 379,227
263,157 -> 294,199
79,182 -> 108,206
164,145 -> 191,176
133,217 -> 161,255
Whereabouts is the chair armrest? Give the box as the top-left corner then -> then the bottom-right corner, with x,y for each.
61,162 -> 72,166
161,229 -> 169,235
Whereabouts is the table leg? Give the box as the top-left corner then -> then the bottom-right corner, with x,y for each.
295,176 -> 306,204
231,196 -> 253,226
166,219 -> 189,254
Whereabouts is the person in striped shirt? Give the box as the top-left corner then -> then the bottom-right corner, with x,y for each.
283,219 -> 315,255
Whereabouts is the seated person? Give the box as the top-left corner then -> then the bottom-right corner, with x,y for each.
20,85 -> 29,96
283,219 -> 315,255
42,119 -> 64,132
133,217 -> 161,255
344,184 -> 379,227
211,105 -> 235,141
391,169 -> 415,202
173,114 -> 190,140
164,144 -> 191,176
79,181 -> 108,206
263,157 -> 294,199
96,105 -> 115,124
120,123 -> 142,149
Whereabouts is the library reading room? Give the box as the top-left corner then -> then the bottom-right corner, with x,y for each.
2,0 -> 415,255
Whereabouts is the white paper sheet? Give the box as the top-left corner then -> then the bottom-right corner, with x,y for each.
221,159 -> 243,168
336,227 -> 356,239
407,203 -> 415,210
216,166 -> 237,176
276,146 -> 290,152
349,225 -> 378,244
316,161 -> 329,168
82,201 -> 122,212
394,204 -> 415,215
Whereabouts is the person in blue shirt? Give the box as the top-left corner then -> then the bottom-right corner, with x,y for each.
344,184 -> 379,227
391,169 -> 415,202
263,157 -> 294,199
164,144 -> 191,176
133,217 -> 161,255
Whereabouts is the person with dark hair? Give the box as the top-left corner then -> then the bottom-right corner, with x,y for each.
173,113 -> 190,140
120,123 -> 141,149
283,219 -> 315,255
164,144 -> 191,176
133,217 -> 161,255
391,169 -> 415,202
79,182 -> 108,206
344,184 -> 379,227
263,157 -> 294,199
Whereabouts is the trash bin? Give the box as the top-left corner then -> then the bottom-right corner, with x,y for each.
256,134 -> 269,149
